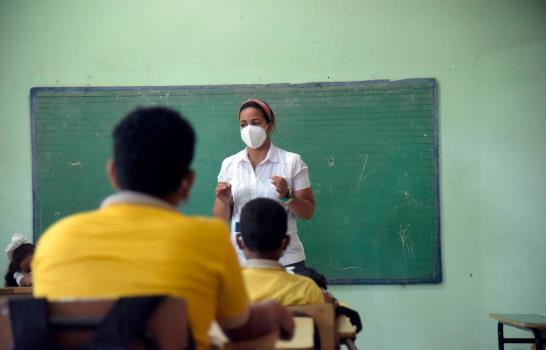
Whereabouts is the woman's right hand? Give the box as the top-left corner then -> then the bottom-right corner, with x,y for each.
215,182 -> 233,205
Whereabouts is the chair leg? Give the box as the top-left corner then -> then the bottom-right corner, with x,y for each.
342,338 -> 358,350
497,322 -> 504,350
532,329 -> 544,350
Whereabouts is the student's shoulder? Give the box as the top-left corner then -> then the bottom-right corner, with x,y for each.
286,273 -> 325,303
37,210 -> 103,248
286,272 -> 321,289
180,216 -> 233,255
183,215 -> 230,236
43,210 -> 103,234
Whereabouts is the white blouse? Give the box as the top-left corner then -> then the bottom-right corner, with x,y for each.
218,143 -> 311,265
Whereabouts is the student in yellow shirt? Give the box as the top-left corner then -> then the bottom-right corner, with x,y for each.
236,197 -> 325,305
32,107 -> 294,350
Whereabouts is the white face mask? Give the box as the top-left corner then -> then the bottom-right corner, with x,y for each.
240,125 -> 267,149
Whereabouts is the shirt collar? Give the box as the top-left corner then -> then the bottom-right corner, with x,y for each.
100,191 -> 178,212
237,143 -> 279,164
242,259 -> 285,270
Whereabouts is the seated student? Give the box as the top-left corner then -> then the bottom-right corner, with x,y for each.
236,197 -> 325,305
32,107 -> 294,350
238,198 -> 364,336
4,233 -> 34,287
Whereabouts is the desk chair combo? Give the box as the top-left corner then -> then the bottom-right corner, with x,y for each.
0,296 -> 192,350
210,303 -> 361,350
290,304 -> 361,350
1,296 -> 361,350
490,314 -> 546,350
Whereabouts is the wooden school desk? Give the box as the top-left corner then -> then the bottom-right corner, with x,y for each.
337,315 -> 357,350
209,314 -> 358,350
0,287 -> 32,295
209,317 -> 314,350
490,314 -> 546,350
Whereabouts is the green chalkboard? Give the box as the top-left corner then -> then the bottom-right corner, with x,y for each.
31,79 -> 441,284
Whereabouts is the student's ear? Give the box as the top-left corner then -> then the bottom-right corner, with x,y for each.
179,170 -> 196,201
235,234 -> 245,250
106,159 -> 120,190
281,235 -> 291,250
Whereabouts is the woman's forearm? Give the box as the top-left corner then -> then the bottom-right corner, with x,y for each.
286,190 -> 315,219
213,198 -> 232,221
286,198 -> 315,219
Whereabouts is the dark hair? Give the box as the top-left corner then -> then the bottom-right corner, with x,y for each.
239,100 -> 276,132
113,107 -> 196,197
240,198 -> 288,252
4,243 -> 34,287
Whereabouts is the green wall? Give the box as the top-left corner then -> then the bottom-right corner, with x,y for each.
1,1 -> 544,349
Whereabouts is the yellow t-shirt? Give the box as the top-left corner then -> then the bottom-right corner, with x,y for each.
242,259 -> 325,306
33,201 -> 249,350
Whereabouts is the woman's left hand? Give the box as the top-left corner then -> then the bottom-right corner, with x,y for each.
270,176 -> 289,198
271,179 -> 316,219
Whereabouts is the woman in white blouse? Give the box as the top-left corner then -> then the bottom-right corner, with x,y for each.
213,98 -> 316,269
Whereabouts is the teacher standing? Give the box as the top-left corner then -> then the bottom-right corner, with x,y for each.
213,98 -> 316,268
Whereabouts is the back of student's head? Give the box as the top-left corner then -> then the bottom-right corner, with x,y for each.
240,198 -> 288,252
113,107 -> 195,198
4,243 -> 34,287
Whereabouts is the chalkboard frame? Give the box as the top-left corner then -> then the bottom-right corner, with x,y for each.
30,78 -> 441,285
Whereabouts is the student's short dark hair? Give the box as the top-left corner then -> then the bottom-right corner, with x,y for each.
113,107 -> 195,198
240,198 -> 288,252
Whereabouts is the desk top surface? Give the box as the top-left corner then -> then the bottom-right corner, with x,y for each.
209,317 -> 314,350
337,315 -> 357,338
490,314 -> 546,329
277,317 -> 314,349
0,287 -> 32,295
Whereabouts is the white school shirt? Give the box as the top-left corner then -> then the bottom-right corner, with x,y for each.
14,272 -> 25,286
218,143 -> 311,265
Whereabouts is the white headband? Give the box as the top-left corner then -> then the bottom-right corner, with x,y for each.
5,233 -> 29,260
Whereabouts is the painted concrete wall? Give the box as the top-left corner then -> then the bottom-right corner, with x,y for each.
1,1 -> 544,349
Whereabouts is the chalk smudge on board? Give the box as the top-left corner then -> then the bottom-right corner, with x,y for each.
358,153 -> 369,186
68,161 -> 81,167
340,266 -> 361,270
403,191 -> 428,207
399,223 -> 415,259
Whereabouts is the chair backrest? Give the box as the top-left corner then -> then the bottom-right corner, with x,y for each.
0,296 -> 190,350
288,304 -> 336,350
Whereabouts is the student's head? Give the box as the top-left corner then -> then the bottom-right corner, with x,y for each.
4,243 -> 34,287
108,107 -> 196,204
236,198 -> 290,260
238,99 -> 275,149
